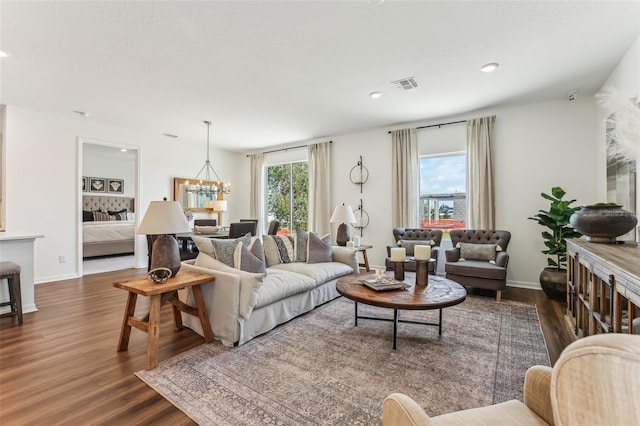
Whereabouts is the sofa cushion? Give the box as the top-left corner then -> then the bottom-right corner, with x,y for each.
269,261 -> 353,285
398,239 -> 433,256
254,269 -> 317,309
445,259 -> 507,280
459,243 -> 498,263
194,253 -> 265,319
294,228 -> 309,262
234,238 -> 266,274
307,232 -> 332,263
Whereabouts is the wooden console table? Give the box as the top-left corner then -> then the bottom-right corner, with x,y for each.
567,239 -> 640,337
114,271 -> 215,369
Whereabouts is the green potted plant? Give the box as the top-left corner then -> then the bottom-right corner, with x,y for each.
528,186 -> 582,300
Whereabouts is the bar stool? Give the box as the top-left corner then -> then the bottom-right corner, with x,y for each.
0,261 -> 23,324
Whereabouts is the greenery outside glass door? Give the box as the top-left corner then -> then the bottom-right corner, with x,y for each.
265,161 -> 308,234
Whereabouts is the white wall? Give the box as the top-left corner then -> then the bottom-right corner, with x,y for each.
83,143 -> 136,198
4,106 -> 243,282
242,96 -> 600,289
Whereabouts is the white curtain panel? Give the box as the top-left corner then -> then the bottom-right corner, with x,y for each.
391,128 -> 419,228
308,141 -> 332,235
467,116 -> 496,230
249,153 -> 264,231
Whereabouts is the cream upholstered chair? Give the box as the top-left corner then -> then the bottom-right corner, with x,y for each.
382,333 -> 640,426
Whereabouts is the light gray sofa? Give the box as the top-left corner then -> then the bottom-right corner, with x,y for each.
178,245 -> 358,346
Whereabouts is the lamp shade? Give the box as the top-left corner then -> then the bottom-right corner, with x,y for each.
204,199 -> 228,212
330,204 -> 356,224
137,200 -> 191,235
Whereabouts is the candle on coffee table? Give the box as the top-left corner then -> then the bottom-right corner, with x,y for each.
390,247 -> 406,262
414,245 -> 430,260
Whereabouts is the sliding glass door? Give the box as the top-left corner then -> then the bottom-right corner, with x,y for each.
265,161 -> 308,234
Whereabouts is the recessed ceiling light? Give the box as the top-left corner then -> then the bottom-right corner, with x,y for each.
73,110 -> 90,117
162,133 -> 178,138
369,91 -> 382,99
366,0 -> 384,4
480,62 -> 499,72
120,148 -> 128,152
0,51 -> 7,58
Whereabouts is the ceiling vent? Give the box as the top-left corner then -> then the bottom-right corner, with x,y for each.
392,77 -> 419,90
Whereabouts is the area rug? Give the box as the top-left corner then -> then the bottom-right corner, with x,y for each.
136,295 -> 549,425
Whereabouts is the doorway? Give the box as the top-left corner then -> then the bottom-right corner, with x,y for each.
78,139 -> 139,275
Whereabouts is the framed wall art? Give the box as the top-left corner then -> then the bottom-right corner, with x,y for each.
82,176 -> 88,192
107,179 -> 124,194
89,177 -> 107,193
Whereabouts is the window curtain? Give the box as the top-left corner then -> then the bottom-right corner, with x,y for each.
391,128 -> 419,228
467,116 -> 496,229
308,141 -> 331,235
249,153 -> 263,231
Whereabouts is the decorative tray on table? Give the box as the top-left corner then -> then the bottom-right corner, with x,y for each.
361,277 -> 412,291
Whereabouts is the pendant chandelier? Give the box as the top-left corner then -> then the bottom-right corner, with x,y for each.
186,121 -> 231,196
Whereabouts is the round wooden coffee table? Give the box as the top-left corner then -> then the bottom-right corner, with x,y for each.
336,272 -> 467,349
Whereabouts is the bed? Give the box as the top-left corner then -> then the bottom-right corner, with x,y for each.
82,195 -> 136,258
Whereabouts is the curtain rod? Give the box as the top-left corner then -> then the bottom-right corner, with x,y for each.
246,140 -> 332,157
387,120 -> 466,133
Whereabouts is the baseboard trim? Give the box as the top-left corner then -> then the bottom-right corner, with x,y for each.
35,273 -> 80,284
507,280 -> 541,290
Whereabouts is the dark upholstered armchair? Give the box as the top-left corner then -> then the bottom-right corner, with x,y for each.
385,228 -> 443,274
229,221 -> 258,238
445,229 -> 511,301
267,220 -> 280,235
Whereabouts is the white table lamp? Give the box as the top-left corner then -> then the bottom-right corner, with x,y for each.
137,199 -> 192,281
330,204 -> 357,246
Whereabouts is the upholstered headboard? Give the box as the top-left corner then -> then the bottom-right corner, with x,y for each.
83,195 -> 135,213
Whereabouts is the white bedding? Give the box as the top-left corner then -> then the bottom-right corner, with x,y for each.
83,221 -> 136,243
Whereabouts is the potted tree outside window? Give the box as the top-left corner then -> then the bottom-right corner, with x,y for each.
528,187 -> 582,300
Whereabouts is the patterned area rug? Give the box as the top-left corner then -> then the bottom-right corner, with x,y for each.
136,295 -> 549,425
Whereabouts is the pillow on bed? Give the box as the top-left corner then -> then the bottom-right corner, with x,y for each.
93,211 -> 115,221
107,208 -> 128,221
82,210 -> 96,222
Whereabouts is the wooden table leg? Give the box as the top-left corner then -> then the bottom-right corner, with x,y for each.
146,294 -> 161,369
361,249 -> 370,272
164,290 -> 183,331
117,292 -> 137,351
192,284 -> 214,343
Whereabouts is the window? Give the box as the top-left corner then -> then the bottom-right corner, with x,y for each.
265,161 -> 308,234
419,153 -> 466,235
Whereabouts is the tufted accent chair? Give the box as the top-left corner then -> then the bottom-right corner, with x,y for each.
385,228 -> 443,274
445,229 -> 511,301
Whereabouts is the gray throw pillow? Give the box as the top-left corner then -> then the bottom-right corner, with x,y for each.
307,232 -> 332,263
193,233 -> 251,266
294,228 -> 308,262
459,243 -> 497,263
234,238 -> 267,274
397,239 -> 434,256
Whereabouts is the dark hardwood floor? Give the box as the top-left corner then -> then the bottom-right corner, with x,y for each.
0,269 -> 574,425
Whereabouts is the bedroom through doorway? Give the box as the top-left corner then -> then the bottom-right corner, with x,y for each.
80,141 -> 139,276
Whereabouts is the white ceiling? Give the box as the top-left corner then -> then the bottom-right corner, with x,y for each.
1,1 -> 638,152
